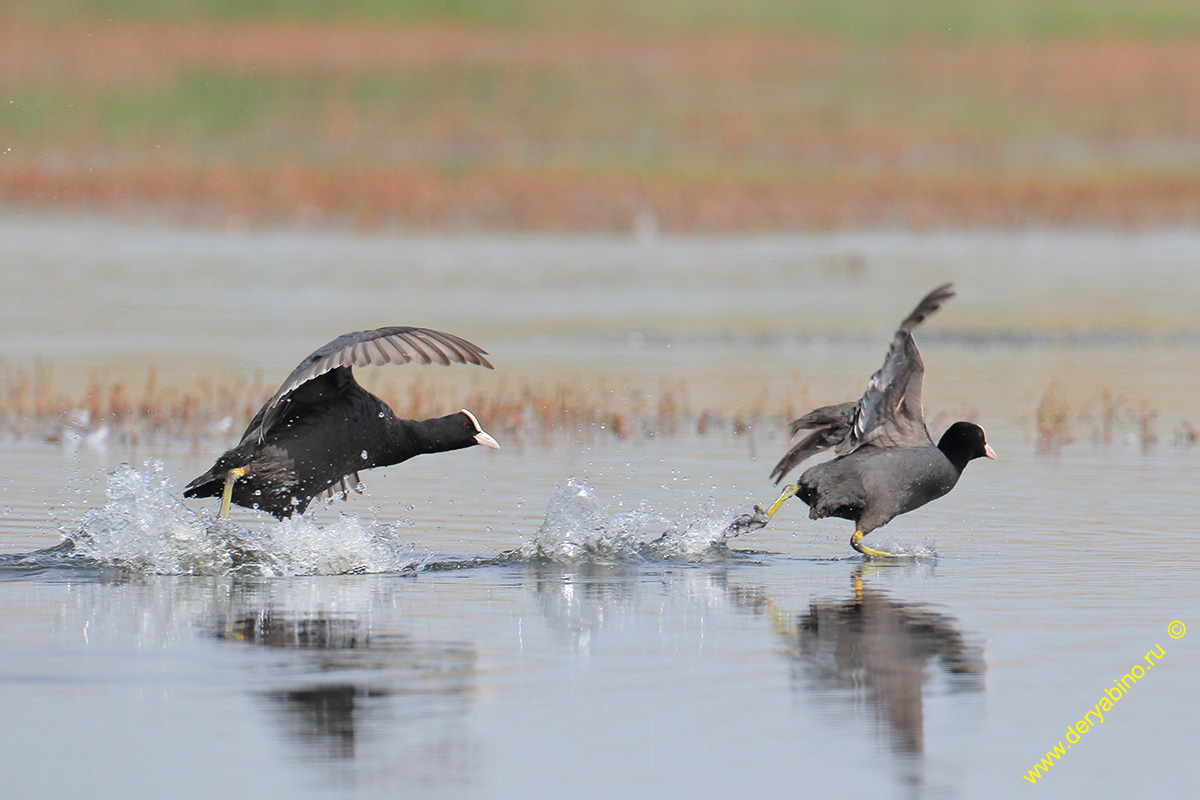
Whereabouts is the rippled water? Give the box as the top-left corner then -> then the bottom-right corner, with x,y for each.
1,218 -> 1197,798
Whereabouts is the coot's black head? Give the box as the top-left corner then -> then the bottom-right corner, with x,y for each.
431,409 -> 501,453
937,422 -> 996,471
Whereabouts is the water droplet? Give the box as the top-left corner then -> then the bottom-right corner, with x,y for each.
361,450 -> 369,460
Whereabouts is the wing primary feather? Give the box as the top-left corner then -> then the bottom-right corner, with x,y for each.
400,333 -> 440,366
368,338 -> 391,366
424,328 -> 489,367
377,335 -> 409,363
415,331 -> 454,366
418,331 -> 458,366
898,282 -> 955,334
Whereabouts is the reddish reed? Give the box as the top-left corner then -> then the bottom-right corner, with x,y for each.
2,361 -> 1181,452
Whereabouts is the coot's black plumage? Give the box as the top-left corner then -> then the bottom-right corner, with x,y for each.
185,327 -> 499,518
764,284 -> 995,557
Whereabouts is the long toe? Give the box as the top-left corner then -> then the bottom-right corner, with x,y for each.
850,530 -> 902,559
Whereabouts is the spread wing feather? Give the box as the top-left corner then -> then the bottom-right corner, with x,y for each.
771,283 -> 955,484
244,326 -> 493,444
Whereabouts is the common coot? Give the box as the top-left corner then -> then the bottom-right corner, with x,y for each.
764,283 -> 995,557
185,326 -> 499,518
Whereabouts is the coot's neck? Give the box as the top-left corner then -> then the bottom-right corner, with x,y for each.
380,414 -> 472,465
936,436 -> 974,474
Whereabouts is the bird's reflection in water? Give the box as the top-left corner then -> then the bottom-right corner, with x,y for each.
731,564 -> 984,790
265,683 -> 383,760
219,613 -> 381,760
523,564 -> 643,653
213,603 -> 477,789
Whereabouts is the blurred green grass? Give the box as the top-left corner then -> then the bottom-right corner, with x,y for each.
5,45 -> 1192,172
7,0 -> 1200,39
4,1 -> 1200,228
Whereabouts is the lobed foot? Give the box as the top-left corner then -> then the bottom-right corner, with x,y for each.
850,530 -> 902,559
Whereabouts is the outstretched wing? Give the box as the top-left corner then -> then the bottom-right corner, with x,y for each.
841,282 -> 953,452
770,283 -> 954,483
243,326 -> 494,443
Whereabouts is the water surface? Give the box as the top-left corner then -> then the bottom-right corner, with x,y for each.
1,218 -> 1196,798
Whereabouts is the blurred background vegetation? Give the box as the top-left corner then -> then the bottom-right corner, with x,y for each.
3,0 -> 1200,230
12,0 -> 1200,36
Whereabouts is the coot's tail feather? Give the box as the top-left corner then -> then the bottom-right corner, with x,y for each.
183,476 -> 219,499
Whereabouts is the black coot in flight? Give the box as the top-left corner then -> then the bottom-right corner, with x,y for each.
185,327 -> 500,518
763,284 -> 995,557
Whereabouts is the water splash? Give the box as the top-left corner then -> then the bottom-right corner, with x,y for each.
60,460 -> 424,576
515,478 -> 765,564
875,542 -> 940,560
23,466 -> 767,576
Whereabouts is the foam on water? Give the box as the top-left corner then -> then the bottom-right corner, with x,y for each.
62,461 -> 424,576
31,465 -> 763,577
515,478 -> 763,564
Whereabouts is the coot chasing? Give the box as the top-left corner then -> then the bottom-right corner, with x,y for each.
185,326 -> 499,518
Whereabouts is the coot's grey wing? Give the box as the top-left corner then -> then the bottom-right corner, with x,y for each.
245,327 -> 494,443
840,283 -> 954,453
770,284 -> 955,482
770,401 -> 856,484
842,330 -> 930,451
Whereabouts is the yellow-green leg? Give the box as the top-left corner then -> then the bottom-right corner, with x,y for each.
764,486 -> 902,559
850,530 -> 899,559
765,484 -> 799,521
219,467 -> 245,519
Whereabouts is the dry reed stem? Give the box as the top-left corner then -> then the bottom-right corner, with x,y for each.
1,360 -> 1186,452
1035,386 -> 1072,453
